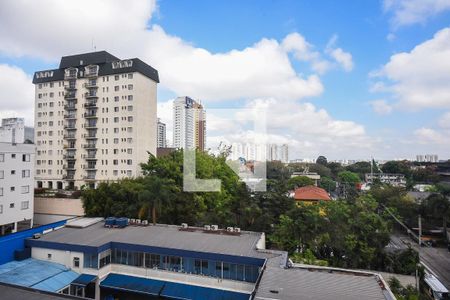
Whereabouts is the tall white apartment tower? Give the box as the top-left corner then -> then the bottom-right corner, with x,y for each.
173,96 -> 206,151
33,51 -> 159,189
157,118 -> 167,148
0,142 -> 35,235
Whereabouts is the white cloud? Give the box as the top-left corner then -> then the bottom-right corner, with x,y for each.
324,35 -> 354,72
205,98 -> 375,159
384,0 -> 450,28
0,64 -> 34,125
370,99 -> 393,115
373,27 -> 450,110
0,0 -> 328,102
414,127 -> 450,144
438,111 -> 450,128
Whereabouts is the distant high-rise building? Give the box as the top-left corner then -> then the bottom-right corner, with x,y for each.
157,118 -> 166,148
0,118 -> 34,144
33,51 -> 159,189
173,96 -> 206,151
279,144 -> 289,163
416,154 -> 438,163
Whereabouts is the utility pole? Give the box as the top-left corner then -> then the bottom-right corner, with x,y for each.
418,214 -> 422,247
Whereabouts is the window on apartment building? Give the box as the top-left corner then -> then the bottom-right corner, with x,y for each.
127,149 -> 132,154
10,186 -> 15,192
128,84 -> 133,90
0,188 -> 3,196
0,171 -> 3,179
47,253 -> 52,259
38,93 -> 42,99
115,75 -> 119,81
10,203 -> 14,208
21,201 -> 29,210
49,92 -> 54,98
11,154 -> 16,159
0,205 -> 3,214
0,154 -> 3,162
128,73 -> 133,79
11,170 -> 15,175
22,154 -> 30,162
114,86 -> 119,91
38,84 -> 42,89
127,170 -> 132,177
113,160 -> 118,165
22,170 -> 30,178
114,117 -> 119,123
127,160 -> 132,165
114,128 -> 119,133
113,170 -> 118,176
73,257 -> 80,268
128,116 -> 133,122
128,95 -> 133,101
21,186 -> 29,194
114,107 -> 119,112
114,96 -> 119,102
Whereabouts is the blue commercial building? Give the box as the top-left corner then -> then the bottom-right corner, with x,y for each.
0,218 -> 396,300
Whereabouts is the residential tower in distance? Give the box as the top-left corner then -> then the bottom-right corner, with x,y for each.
32,51 -> 159,189
173,96 -> 206,151
157,118 -> 167,148
0,118 -> 34,144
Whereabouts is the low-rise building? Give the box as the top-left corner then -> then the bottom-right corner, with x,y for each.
365,173 -> 406,187
292,185 -> 331,204
0,142 -> 35,235
0,218 -> 396,300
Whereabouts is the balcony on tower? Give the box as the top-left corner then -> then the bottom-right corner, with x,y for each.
85,130 -> 97,140
85,110 -> 97,118
63,152 -> 76,161
64,80 -> 77,91
84,79 -> 98,88
63,142 -> 76,150
64,121 -> 76,130
63,132 -> 76,140
85,99 -> 97,108
85,162 -> 97,171
84,65 -> 99,78
84,121 -> 97,129
83,142 -> 97,149
65,91 -> 77,100
63,112 -> 77,119
85,150 -> 97,160
85,91 -> 97,99
64,67 -> 78,80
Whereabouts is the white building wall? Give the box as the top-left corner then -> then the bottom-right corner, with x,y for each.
0,118 -> 28,143
0,143 -> 35,233
32,247 -> 84,271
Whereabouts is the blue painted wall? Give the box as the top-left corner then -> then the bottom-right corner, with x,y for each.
0,220 -> 67,265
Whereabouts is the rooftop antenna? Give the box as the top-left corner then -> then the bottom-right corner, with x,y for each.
92,38 -> 96,52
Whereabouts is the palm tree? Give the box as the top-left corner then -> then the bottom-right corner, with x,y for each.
139,176 -> 177,225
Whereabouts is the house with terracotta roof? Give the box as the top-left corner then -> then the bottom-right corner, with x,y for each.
293,185 -> 331,205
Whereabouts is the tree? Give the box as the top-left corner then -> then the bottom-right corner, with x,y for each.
316,156 -> 328,166
337,171 -> 360,184
287,176 -> 314,190
422,193 -> 450,234
381,160 -> 411,177
346,161 -> 371,180
319,176 -> 336,192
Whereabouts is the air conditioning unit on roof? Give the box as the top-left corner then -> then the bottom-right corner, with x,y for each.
135,219 -> 141,225
226,227 -> 233,232
211,225 -> 218,231
181,223 -> 188,229
204,225 -> 211,231
234,227 -> 241,233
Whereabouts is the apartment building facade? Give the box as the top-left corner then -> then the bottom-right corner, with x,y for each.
0,142 -> 34,235
173,96 -> 206,151
32,51 -> 159,189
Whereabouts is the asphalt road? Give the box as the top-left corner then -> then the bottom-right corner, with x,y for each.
391,234 -> 450,289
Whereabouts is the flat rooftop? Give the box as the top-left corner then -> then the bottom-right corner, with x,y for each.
255,264 -> 394,300
30,220 -> 265,258
0,259 -> 78,293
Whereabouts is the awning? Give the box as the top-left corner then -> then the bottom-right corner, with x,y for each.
71,274 -> 97,287
100,273 -> 164,296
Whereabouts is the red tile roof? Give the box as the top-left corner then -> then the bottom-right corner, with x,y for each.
294,185 -> 331,201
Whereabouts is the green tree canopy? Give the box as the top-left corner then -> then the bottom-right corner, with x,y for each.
287,176 -> 314,190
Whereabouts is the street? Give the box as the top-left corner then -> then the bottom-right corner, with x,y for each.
391,234 -> 450,289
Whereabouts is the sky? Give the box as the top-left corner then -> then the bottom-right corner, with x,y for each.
0,0 -> 450,160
